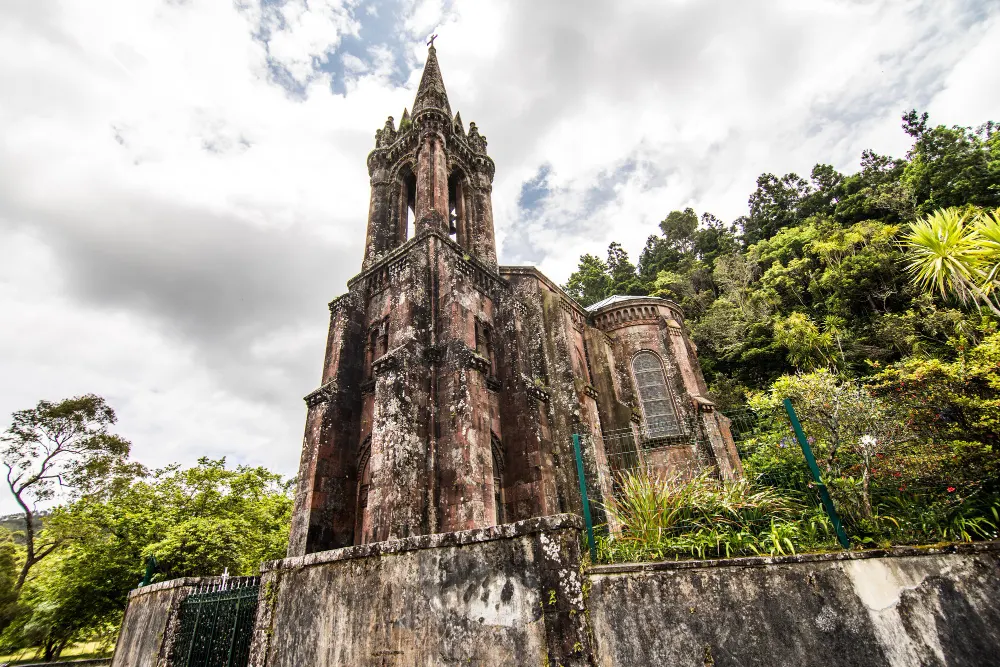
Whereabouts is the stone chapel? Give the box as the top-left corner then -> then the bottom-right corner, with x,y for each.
287,45 -> 742,556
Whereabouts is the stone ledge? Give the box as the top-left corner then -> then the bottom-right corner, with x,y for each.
126,576 -> 224,600
586,540 -> 1000,576
15,660 -> 110,667
261,513 -> 584,573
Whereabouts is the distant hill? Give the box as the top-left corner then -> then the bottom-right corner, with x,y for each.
0,512 -> 45,544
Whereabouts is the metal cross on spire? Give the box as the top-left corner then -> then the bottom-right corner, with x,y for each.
427,34 -> 438,47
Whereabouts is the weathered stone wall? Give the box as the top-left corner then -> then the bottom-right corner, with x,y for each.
501,266 -> 615,529
248,514 -> 591,667
113,525 -> 1000,667
287,287 -> 366,556
109,578 -> 211,667
587,543 -> 1000,667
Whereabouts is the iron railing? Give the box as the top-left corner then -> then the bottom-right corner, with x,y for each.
584,416 -> 719,492
172,576 -> 261,667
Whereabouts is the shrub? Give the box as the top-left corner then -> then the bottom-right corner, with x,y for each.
598,471 -> 835,561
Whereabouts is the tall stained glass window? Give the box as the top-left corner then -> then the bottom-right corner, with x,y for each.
632,351 -> 681,438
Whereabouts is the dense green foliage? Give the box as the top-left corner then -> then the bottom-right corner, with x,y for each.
564,112 -> 1000,395
2,395 -> 137,603
0,530 -> 18,631
0,439 -> 292,660
569,112 -> 1000,562
745,362 -> 999,547
599,471 -> 834,562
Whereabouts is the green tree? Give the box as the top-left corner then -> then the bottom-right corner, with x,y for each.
742,172 -> 811,245
563,253 -> 610,307
0,529 -> 19,632
605,242 -> 647,297
1,395 -> 134,596
564,242 -> 650,307
638,208 -> 699,280
1,458 -> 292,659
773,312 -> 836,371
902,111 -> 1000,215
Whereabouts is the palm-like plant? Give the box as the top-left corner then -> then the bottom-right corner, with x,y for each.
975,208 -> 1000,288
903,207 -> 1000,316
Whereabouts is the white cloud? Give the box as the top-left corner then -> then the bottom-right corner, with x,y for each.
0,0 -> 996,514
263,0 -> 361,85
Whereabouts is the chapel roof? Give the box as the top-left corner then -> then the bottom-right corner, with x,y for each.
585,294 -> 662,312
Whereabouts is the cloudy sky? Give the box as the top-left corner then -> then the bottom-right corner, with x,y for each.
1,0 -> 997,512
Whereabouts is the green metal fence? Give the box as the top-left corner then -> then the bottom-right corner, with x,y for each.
571,404 -> 853,560
172,577 -> 260,667
582,414 -> 723,489
573,395 -> 1000,562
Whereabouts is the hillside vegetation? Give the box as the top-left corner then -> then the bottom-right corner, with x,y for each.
566,112 -> 1000,562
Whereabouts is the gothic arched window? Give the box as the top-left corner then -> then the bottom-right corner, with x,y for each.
398,164 -> 416,244
448,170 -> 466,244
631,351 -> 681,439
491,433 -> 505,525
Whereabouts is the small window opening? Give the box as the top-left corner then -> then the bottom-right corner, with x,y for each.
367,319 -> 389,378
367,329 -> 378,379
491,433 -> 505,525
377,326 -> 388,360
448,171 -> 464,244
355,437 -> 372,543
399,165 -> 417,243
475,320 -> 495,377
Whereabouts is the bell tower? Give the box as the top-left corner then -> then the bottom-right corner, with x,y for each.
288,44 -> 505,554
363,43 -> 497,270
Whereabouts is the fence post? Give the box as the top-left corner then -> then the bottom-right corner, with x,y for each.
571,433 -> 598,562
139,555 -> 157,587
783,399 -> 851,550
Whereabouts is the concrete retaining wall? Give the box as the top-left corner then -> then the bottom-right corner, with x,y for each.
248,514 -> 591,667
111,524 -> 1000,667
587,543 -> 1000,667
109,577 -> 219,667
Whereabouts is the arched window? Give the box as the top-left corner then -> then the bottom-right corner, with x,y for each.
398,164 -> 416,244
491,433 -> 505,525
355,437 -> 372,543
448,170 -> 466,245
631,351 -> 681,439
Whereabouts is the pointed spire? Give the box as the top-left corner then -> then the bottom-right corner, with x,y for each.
412,44 -> 451,117
453,111 -> 465,135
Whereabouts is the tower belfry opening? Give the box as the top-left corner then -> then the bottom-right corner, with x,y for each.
447,170 -> 464,244
398,163 -> 416,244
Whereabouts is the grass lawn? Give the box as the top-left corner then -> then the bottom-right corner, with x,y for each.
0,641 -> 111,664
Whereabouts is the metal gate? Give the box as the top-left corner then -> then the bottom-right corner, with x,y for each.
172,577 -> 260,667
